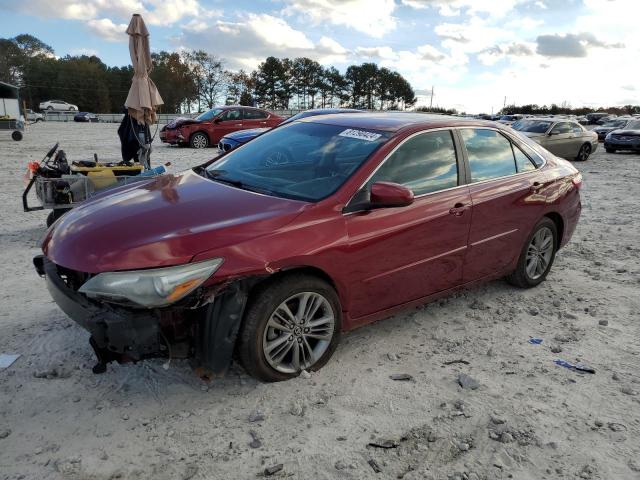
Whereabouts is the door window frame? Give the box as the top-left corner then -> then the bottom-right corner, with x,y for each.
343,126 -> 547,214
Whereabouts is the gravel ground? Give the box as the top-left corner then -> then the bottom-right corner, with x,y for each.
0,122 -> 639,480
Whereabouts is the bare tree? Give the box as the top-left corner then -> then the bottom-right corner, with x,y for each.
184,50 -> 226,110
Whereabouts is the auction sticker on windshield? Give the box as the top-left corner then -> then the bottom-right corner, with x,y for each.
338,129 -> 382,142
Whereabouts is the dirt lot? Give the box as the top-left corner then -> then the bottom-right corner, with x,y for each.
1,122 -> 639,480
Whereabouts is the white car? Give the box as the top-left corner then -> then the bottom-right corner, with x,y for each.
25,109 -> 44,122
39,100 -> 78,111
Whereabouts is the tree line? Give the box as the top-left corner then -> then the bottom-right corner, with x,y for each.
0,34 -> 417,113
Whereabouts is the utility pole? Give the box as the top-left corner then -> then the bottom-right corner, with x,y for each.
503,96 -> 506,108
430,86 -> 434,109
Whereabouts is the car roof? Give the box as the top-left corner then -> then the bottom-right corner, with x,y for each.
299,112 -> 499,133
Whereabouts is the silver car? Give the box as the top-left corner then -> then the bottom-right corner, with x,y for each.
511,118 -> 598,161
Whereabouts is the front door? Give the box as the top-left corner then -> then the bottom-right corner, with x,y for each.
343,129 -> 472,319
211,108 -> 243,143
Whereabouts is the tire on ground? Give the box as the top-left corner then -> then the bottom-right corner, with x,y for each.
506,217 -> 558,288
237,273 -> 342,382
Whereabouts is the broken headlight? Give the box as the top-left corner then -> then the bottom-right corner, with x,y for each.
78,258 -> 223,308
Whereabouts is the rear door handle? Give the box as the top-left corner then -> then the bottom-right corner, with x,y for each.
449,203 -> 468,216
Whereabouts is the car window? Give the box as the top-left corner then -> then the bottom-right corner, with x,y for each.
206,122 -> 390,202
244,109 -> 268,120
219,109 -> 241,122
367,130 -> 458,196
512,143 -> 536,172
512,120 -> 552,133
551,122 -> 572,134
460,129 -> 517,182
571,123 -> 583,133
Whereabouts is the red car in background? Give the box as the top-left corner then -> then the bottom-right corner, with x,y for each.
160,106 -> 283,148
36,113 -> 582,381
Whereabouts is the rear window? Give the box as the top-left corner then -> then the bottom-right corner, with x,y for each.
460,129 -> 517,182
244,109 -> 268,120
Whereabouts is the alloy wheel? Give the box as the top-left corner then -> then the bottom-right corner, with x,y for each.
192,134 -> 208,149
525,226 -> 554,280
578,144 -> 591,161
262,292 -> 335,374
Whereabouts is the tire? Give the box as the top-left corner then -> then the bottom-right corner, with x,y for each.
237,274 -> 342,382
605,147 -> 616,153
506,217 -> 558,288
35,118 -> 43,123
575,143 -> 591,161
46,106 -> 53,111
11,131 -> 23,141
69,107 -> 76,111
189,132 -> 209,149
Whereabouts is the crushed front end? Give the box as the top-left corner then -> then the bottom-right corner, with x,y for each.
34,255 -> 252,376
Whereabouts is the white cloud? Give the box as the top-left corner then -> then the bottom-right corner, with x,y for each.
177,14 -> 348,70
87,18 -> 128,42
282,0 -> 397,37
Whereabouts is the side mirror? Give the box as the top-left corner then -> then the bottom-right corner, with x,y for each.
214,117 -> 222,124
370,182 -> 414,208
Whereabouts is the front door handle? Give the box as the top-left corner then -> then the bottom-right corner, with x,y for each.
530,181 -> 542,193
449,203 -> 468,216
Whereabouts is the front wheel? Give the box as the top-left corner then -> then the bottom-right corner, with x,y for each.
575,143 -> 591,161
507,217 -> 558,288
237,274 -> 342,382
189,132 -> 209,149
11,131 -> 23,141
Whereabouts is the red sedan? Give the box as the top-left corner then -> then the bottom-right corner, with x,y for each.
36,113 -> 582,381
159,106 -> 283,148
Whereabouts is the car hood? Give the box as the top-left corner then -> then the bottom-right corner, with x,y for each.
609,128 -> 640,136
42,170 -> 307,273
162,117 -> 201,130
224,127 -> 270,141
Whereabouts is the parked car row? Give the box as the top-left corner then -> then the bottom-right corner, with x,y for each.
511,118 -> 598,161
603,119 -> 640,153
39,99 -> 78,111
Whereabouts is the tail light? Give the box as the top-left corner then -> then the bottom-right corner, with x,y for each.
571,172 -> 583,190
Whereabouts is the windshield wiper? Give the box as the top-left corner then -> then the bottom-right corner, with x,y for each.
204,169 -> 274,195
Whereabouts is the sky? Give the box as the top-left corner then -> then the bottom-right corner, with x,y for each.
1,0 -> 638,113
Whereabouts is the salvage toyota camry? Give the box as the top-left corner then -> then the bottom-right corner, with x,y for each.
35,113 -> 582,381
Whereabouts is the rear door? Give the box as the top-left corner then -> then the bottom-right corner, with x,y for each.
242,108 -> 269,130
343,129 -> 472,319
458,128 -> 546,282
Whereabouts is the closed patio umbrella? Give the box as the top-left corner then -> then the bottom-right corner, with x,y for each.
121,14 -> 163,168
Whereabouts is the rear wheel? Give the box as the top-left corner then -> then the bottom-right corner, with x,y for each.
237,274 -> 341,382
575,143 -> 591,161
507,217 -> 557,288
11,131 -> 23,141
189,132 -> 209,149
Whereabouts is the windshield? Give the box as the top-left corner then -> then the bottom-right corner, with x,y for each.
196,108 -> 223,121
500,115 -> 514,121
512,120 -> 552,133
204,122 -> 390,201
603,120 -> 627,127
626,120 -> 640,129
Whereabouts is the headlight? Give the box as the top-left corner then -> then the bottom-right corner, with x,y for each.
78,258 -> 223,308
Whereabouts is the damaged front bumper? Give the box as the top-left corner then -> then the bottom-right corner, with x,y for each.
34,255 -> 250,376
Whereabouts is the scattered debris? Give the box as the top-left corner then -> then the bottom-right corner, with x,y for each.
621,387 -> 638,396
0,354 -> 20,370
249,430 -> 262,449
390,373 -> 414,381
368,459 -> 382,473
457,373 -> 480,390
299,370 -> 311,379
264,464 -> 283,476
528,338 -> 543,345
0,429 -> 11,439
443,359 -> 470,366
608,423 -> 627,432
598,319 -> 609,326
550,345 -> 563,353
368,439 -> 398,449
248,410 -> 265,423
554,359 -> 595,374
